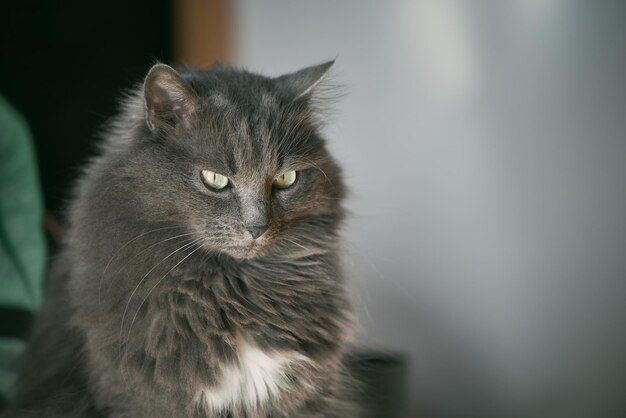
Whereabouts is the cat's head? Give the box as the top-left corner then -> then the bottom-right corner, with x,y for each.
119,61 -> 344,259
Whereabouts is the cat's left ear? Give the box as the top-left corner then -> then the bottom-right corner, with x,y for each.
276,60 -> 335,99
143,63 -> 198,131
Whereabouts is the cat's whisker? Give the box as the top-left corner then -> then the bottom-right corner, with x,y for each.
117,236 -> 204,388
279,237 -> 326,255
99,230 -> 197,305
99,226 -> 185,289
122,240 -> 205,383
280,237 -> 309,252
101,225 -> 186,277
118,236 -> 202,352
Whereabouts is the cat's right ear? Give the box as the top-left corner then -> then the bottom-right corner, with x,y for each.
143,64 -> 198,131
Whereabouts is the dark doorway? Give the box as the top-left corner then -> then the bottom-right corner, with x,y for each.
0,0 -> 172,214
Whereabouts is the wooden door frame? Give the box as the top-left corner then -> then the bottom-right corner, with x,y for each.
172,0 -> 232,67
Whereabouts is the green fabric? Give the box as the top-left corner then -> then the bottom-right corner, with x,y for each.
0,94 -> 47,400
0,339 -> 26,397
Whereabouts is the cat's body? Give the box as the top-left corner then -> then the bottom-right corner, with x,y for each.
3,62 -> 356,417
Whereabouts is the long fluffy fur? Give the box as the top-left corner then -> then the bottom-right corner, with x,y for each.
3,62 -> 357,417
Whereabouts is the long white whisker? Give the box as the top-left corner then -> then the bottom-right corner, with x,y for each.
118,236 -> 202,349
122,241 -> 205,384
102,225 -> 184,278
281,237 -> 309,252
98,228 -> 193,305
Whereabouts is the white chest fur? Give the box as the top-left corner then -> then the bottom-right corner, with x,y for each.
196,335 -> 309,412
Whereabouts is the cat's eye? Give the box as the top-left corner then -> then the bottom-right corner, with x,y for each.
273,170 -> 297,189
201,170 -> 229,190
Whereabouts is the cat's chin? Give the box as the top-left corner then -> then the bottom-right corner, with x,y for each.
228,248 -> 262,260
218,240 -> 265,260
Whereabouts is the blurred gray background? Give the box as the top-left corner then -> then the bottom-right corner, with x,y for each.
233,1 -> 626,417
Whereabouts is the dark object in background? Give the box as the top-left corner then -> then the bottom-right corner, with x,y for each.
346,350 -> 408,417
0,0 -> 172,214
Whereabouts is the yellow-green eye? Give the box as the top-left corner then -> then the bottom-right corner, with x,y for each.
201,170 -> 229,190
273,170 -> 297,188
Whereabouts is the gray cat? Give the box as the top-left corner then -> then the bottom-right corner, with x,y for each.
3,61 -> 357,417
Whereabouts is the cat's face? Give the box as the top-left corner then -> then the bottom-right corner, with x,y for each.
132,63 -> 344,259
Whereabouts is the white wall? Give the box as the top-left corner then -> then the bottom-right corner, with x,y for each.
233,2 -> 626,417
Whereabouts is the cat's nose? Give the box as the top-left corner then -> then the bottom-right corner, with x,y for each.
246,224 -> 268,239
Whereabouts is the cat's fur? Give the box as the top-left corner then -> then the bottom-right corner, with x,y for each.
3,61 -> 356,417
